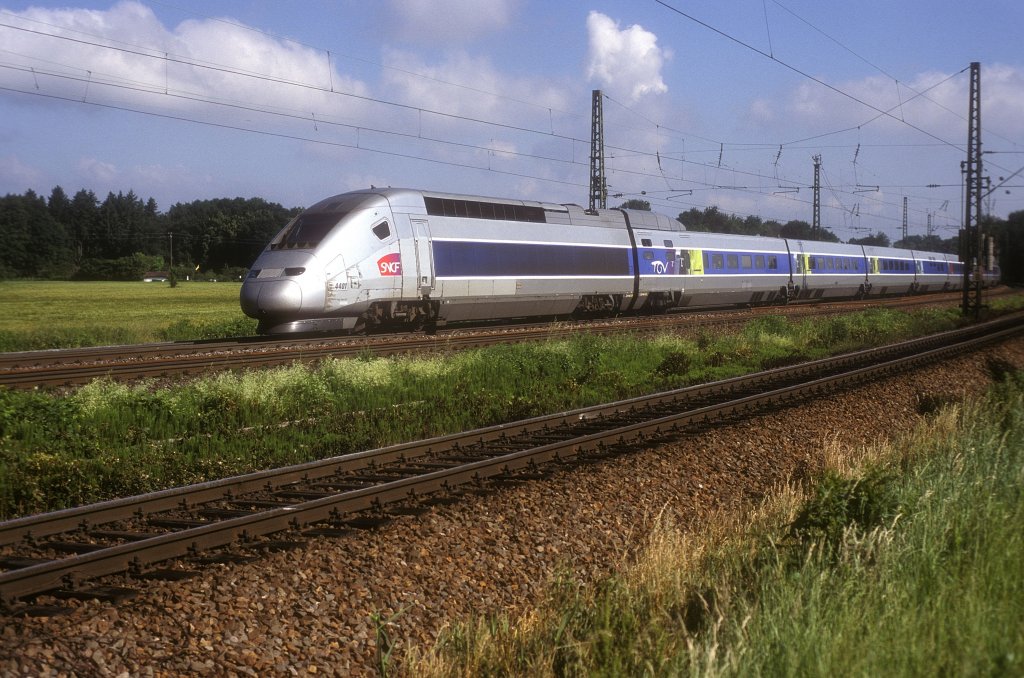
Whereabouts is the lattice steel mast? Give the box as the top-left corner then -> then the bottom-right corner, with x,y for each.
961,62 -> 983,317
588,90 -> 606,212
812,154 -> 821,237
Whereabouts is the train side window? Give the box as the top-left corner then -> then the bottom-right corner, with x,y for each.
809,256 -> 817,270
643,251 -> 654,261
741,255 -> 752,269
641,238 -> 653,247
712,254 -> 724,269
664,239 -> 673,248
372,221 -> 391,240
727,254 -> 738,269
755,255 -> 765,269
767,255 -> 777,270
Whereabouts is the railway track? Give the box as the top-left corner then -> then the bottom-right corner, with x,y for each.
0,290 -> 999,390
2,311 -> 1021,614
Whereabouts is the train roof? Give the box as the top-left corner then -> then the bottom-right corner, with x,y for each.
321,187 -> 684,232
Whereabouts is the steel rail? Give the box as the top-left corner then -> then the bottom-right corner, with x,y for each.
3,312 -> 1017,547
0,313 -> 1020,605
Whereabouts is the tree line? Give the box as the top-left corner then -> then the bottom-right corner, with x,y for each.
0,188 -> 1019,282
0,186 -> 300,281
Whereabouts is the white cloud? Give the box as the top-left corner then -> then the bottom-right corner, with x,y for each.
382,48 -> 568,122
585,11 -> 670,103
78,156 -> 118,183
0,154 -> 43,187
0,1 -> 370,125
386,0 -> 517,43
781,65 -> 1024,142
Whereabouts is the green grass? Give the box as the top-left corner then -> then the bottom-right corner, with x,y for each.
408,373 -> 1024,677
0,280 -> 254,349
0,306 -> 981,519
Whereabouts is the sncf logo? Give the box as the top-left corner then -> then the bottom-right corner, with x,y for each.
377,252 -> 402,276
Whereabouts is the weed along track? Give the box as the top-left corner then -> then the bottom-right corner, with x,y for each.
0,290 -> 988,390
1,314 -> 1021,614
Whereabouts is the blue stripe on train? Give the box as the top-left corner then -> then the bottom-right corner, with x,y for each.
432,240 -> 633,277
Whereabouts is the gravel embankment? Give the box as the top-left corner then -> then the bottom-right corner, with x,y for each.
3,337 -> 1023,676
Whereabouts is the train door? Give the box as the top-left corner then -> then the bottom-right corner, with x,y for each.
411,219 -> 434,296
794,241 -> 808,292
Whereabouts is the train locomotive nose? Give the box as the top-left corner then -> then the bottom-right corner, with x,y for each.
240,278 -> 303,317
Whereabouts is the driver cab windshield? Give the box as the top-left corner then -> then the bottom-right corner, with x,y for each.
272,195 -> 378,250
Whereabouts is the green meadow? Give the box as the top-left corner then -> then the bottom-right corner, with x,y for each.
0,280 -> 255,350
0,305 -> 986,519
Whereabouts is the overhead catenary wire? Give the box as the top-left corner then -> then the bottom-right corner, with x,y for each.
1,7 -> 1020,233
0,15 -> 992,162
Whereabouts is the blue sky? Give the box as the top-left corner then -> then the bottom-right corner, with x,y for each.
1,0 -> 1022,242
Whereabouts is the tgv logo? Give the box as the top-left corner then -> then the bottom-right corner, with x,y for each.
377,252 -> 402,276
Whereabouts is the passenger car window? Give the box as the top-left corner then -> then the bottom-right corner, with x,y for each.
741,255 -> 752,269
727,254 -> 738,268
712,254 -> 724,269
372,221 -> 391,240
641,238 -> 653,247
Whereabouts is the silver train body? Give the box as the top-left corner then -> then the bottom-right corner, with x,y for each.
240,188 -> 968,334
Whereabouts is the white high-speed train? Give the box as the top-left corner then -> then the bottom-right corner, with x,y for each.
240,187 -> 966,334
